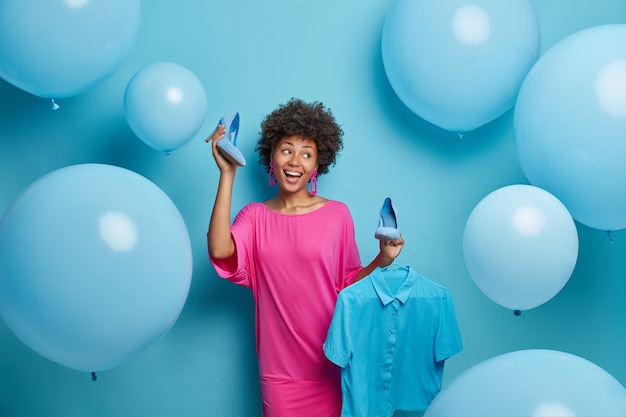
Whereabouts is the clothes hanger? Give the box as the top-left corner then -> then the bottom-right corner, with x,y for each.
383,260 -> 406,271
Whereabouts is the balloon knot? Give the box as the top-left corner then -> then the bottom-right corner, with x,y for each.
513,310 -> 521,316
91,372 -> 97,382
51,99 -> 60,110
606,230 -> 617,243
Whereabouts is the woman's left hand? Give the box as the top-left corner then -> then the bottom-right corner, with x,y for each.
380,235 -> 404,267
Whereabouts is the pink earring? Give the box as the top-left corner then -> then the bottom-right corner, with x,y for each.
309,169 -> 317,195
269,161 -> 276,186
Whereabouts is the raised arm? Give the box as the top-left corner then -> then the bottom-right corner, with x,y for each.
206,124 -> 237,259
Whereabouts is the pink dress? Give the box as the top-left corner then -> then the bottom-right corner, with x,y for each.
210,200 -> 362,417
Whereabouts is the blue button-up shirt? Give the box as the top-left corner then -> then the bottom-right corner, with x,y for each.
323,266 -> 463,417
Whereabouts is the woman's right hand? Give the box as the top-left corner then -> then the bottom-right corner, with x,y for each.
205,124 -> 236,174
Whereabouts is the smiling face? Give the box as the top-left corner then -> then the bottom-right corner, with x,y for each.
271,135 -> 318,194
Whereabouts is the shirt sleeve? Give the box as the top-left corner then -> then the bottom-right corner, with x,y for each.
323,292 -> 352,368
209,204 -> 255,288
434,290 -> 463,362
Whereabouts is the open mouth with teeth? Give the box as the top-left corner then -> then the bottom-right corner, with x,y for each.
282,170 -> 304,185
284,170 -> 302,178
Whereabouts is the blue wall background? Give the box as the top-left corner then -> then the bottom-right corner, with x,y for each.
1,1 -> 626,416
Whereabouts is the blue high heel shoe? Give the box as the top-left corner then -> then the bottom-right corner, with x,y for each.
375,197 -> 400,240
216,112 -> 246,166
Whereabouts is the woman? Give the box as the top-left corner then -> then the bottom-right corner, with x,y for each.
207,98 -> 403,417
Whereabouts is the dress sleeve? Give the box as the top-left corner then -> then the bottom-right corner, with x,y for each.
434,290 -> 463,362
323,292 -> 352,368
337,202 -> 362,291
209,204 -> 256,288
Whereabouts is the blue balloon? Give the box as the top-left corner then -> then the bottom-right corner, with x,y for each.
515,24 -> 626,231
425,350 -> 626,417
0,164 -> 192,372
124,62 -> 208,153
463,185 -> 578,311
382,0 -> 539,132
0,0 -> 140,100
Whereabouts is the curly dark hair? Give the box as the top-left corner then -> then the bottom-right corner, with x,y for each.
255,98 -> 344,176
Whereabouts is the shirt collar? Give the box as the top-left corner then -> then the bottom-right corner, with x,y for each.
370,266 -> 416,306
